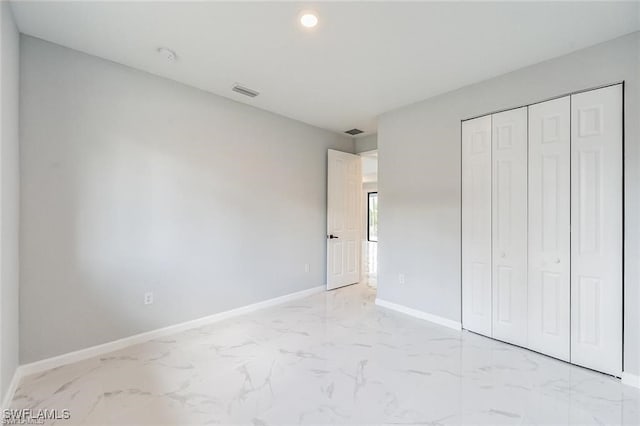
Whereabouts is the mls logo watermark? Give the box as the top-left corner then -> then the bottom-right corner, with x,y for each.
2,409 -> 70,425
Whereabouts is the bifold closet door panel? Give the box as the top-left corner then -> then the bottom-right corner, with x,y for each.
462,115 -> 492,337
570,85 -> 623,376
528,97 -> 571,361
492,107 -> 528,346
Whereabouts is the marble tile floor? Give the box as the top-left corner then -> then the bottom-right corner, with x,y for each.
10,282 -> 640,425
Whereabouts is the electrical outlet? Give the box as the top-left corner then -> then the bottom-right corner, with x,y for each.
144,292 -> 154,305
398,274 -> 406,285
304,263 -> 310,273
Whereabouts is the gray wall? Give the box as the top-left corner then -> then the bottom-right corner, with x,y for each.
0,1 -> 20,400
20,36 -> 353,363
377,32 -> 640,373
355,134 -> 377,153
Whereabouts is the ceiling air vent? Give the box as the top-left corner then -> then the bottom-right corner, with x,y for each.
345,128 -> 364,136
232,84 -> 259,98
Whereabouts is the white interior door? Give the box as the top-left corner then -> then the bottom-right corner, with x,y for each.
327,149 -> 361,290
570,85 -> 623,376
528,96 -> 571,361
492,107 -> 528,347
462,115 -> 493,337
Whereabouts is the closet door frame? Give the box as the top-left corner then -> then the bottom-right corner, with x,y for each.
460,81 -> 625,377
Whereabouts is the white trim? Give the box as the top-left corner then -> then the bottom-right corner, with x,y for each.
1,367 -> 23,410
375,298 -> 462,331
358,149 -> 378,157
622,372 -> 640,389
19,286 -> 325,377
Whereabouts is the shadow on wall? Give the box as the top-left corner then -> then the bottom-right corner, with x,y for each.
19,35 -> 355,363
28,131 -> 325,358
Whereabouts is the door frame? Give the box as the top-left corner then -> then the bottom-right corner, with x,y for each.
459,81 -> 625,376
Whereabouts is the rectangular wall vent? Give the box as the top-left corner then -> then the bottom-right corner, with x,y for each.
232,84 -> 259,98
345,128 -> 364,135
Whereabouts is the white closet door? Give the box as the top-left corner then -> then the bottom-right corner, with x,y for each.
462,116 -> 492,337
571,85 -> 623,376
492,107 -> 528,347
528,97 -> 571,361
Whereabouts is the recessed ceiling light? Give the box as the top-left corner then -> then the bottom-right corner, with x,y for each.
300,12 -> 318,28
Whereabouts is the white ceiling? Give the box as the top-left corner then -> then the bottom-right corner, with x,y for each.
10,1 -> 640,136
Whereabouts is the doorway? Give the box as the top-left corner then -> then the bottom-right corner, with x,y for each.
361,150 -> 378,288
326,148 -> 378,291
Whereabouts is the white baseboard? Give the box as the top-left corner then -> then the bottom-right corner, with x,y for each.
19,285 -> 325,377
622,372 -> 640,389
1,367 -> 23,410
375,298 -> 462,331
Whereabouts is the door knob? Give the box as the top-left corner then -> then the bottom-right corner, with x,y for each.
554,258 -> 561,264
501,251 -> 506,258
328,234 -> 339,239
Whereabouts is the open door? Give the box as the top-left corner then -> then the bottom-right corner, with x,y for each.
327,149 -> 361,290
